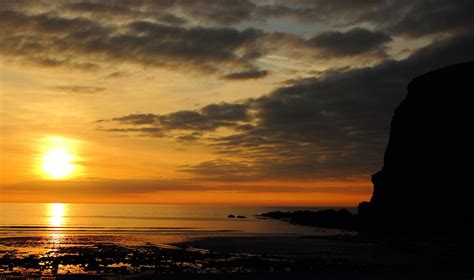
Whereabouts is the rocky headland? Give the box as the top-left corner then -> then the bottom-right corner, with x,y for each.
262,61 -> 474,236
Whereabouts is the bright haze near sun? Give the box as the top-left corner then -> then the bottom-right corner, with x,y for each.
1,0 -> 473,204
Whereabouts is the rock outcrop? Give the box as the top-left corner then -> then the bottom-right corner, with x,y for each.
358,61 -> 474,234
260,209 -> 357,230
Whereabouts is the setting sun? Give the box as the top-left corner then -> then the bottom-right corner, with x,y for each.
42,148 -> 74,179
39,137 -> 80,180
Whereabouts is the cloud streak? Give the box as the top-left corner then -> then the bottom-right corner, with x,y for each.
53,86 -> 106,94
307,28 -> 392,57
222,69 -> 269,80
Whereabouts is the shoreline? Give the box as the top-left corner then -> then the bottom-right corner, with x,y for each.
1,233 -> 470,279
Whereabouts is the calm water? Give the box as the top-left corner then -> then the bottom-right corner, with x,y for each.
0,203 -> 354,249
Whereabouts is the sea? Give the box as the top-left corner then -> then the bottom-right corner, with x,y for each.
0,203 -> 355,256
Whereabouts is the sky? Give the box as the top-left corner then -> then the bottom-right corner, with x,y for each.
1,0 -> 473,205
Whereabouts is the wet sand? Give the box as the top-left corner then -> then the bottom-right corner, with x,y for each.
0,234 -> 470,279
178,235 -> 471,278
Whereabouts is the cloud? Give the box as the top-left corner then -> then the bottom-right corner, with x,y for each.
307,28 -> 392,57
110,114 -> 158,125
385,0 -> 474,37
100,31 -> 474,181
6,0 -> 459,77
0,7 -> 267,74
0,179 -> 370,203
172,0 -> 256,25
66,0 -> 256,25
254,4 -> 318,23
105,71 -> 129,79
180,159 -> 258,181
177,134 -> 201,142
200,103 -> 251,122
100,102 -> 251,136
222,69 -> 269,80
254,0 -> 474,38
53,86 -> 106,94
124,21 -> 264,69
5,0 -> 469,78
0,179 -> 206,202
63,1 -> 138,17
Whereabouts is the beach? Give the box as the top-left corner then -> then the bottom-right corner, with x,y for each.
0,203 -> 470,279
1,233 -> 470,279
0,203 -> 348,278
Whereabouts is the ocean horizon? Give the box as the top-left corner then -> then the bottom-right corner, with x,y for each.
0,203 -> 356,243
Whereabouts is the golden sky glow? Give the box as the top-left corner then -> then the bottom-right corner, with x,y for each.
1,0 -> 470,205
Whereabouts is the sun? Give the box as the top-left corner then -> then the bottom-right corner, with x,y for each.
39,136 -> 81,180
42,148 -> 74,179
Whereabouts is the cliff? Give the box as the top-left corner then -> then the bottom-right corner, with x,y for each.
358,61 -> 474,234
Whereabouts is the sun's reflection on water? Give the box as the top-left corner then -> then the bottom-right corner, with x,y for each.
49,203 -> 67,228
46,203 -> 68,265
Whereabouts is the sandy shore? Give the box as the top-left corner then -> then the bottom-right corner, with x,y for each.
0,234 -> 471,279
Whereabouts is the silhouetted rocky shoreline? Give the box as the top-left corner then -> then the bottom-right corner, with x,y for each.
259,209 -> 357,230
263,61 -> 474,238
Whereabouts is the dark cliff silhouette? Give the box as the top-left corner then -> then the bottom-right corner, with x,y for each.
358,61 -> 474,235
262,62 -> 473,237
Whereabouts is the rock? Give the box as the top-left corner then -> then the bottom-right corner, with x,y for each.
228,215 -> 235,218
358,61 -> 474,235
260,209 -> 356,230
236,215 -> 247,219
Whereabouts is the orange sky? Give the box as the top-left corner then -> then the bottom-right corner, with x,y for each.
2,0 -> 464,205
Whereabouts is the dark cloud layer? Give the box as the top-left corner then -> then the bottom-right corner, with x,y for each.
101,102 -> 250,133
385,0 -> 474,37
110,114 -> 158,125
307,28 -> 392,57
3,0 -> 471,77
0,7 -> 266,74
222,69 -> 269,80
102,31 -> 474,181
263,0 -> 474,37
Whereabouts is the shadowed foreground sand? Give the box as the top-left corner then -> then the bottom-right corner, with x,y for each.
1,234 -> 470,279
